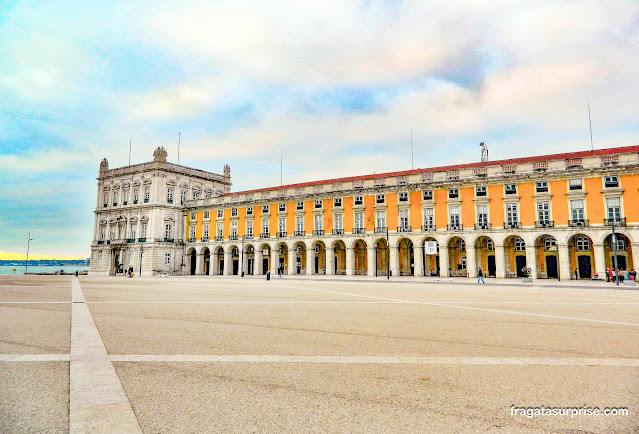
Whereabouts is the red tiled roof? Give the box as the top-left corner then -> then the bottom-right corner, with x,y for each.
224,145 -> 639,196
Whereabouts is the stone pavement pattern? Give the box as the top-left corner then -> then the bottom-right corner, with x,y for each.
0,274 -> 638,433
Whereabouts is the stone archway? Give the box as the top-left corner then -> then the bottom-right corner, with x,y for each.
353,240 -> 367,275
375,238 -> 389,277
447,236 -> 466,277
259,243 -> 271,275
474,236 -> 496,277
504,235 -> 527,278
294,241 -> 307,274
398,238 -> 414,276
312,241 -> 326,275
202,247 -> 210,276
534,235 -> 558,279
421,237 -> 439,276
568,234 -> 594,279
604,233 -> 633,274
332,240 -> 346,275
187,248 -> 196,275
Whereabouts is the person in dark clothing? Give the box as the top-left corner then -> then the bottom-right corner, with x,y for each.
574,268 -> 578,280
477,269 -> 485,284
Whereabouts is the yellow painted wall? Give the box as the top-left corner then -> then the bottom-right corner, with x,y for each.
269,204 -> 277,235
488,185 -> 504,228
409,191 -> 421,229
254,206 -> 262,236
324,199 -> 332,232
237,208 -> 246,238
195,211 -> 203,239
343,196 -> 354,232
387,193 -> 398,229
434,189 -> 447,229
519,183 -> 535,226
364,195 -> 375,231
549,180 -> 568,225
460,187 -> 474,228
622,174 -> 639,223
223,209 -> 231,238
286,202 -> 295,235
585,177 -> 604,224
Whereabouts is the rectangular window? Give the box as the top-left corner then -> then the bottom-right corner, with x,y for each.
314,199 -> 322,209
246,220 -> 253,237
100,226 -> 106,241
130,225 -> 136,239
278,217 -> 286,235
279,203 -> 286,212
423,208 -> 434,229
576,236 -> 590,251
514,238 -> 526,251
570,199 -> 584,220
189,225 -> 196,239
399,209 -> 409,230
110,226 -> 115,240
133,189 -> 139,204
354,212 -> 364,229
449,206 -> 460,228
354,195 -> 363,206
486,239 -> 495,251
141,223 -> 147,238
537,201 -> 550,222
262,205 -> 269,213
544,237 -> 556,251
568,178 -> 582,190
204,211 -> 210,219
334,213 -> 343,230
606,197 -> 621,220
314,214 -> 323,231
448,188 -> 459,199
190,212 -> 196,220
604,176 -> 619,188
203,224 -> 209,239
376,210 -> 386,229
422,190 -> 433,201
180,190 -> 186,206
476,186 -> 487,197
535,181 -> 548,193
231,221 -> 238,238
505,184 -> 517,195
376,194 -> 385,204
217,209 -> 223,218
296,201 -> 304,210
231,208 -> 238,217
165,253 -> 171,265
193,191 -> 200,200
506,203 -> 518,224
103,193 -> 108,208
144,187 -> 149,203
399,192 -> 408,202
246,206 -> 253,216
123,190 -> 128,206
113,191 -> 118,206
333,197 -> 342,207
476,205 -> 488,225
216,223 -> 223,237
296,215 -> 304,234
165,224 -> 173,239
167,188 -> 174,204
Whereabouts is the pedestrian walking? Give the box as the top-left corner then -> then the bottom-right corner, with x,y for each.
477,269 -> 485,284
574,268 -> 578,280
605,268 -> 610,282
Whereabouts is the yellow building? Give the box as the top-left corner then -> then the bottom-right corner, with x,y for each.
183,145 -> 639,280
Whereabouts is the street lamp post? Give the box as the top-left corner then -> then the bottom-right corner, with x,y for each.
386,227 -> 390,280
24,232 -> 33,274
611,219 -> 619,286
241,236 -> 245,277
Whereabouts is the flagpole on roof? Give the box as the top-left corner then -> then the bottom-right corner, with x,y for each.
410,128 -> 414,170
588,102 -> 594,151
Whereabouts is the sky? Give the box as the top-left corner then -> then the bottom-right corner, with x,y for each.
0,0 -> 638,259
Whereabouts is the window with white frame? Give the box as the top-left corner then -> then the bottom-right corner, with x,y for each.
113,191 -> 118,206
514,238 -> 525,251
334,213 -> 343,230
133,189 -> 139,204
231,208 -> 238,217
216,222 -> 223,237
262,205 -> 269,213
544,237 -> 556,251
476,205 -> 488,225
604,176 -> 619,188
296,215 -> 304,234
334,197 -> 342,207
423,207 -> 434,228
123,190 -> 128,205
165,253 -> 171,265
612,235 -> 625,250
279,203 -> 286,212
399,209 -> 409,230
217,209 -> 223,218
246,206 -> 253,216
476,186 -> 487,197
570,199 -> 584,220
399,192 -> 408,202
203,224 -> 209,239
231,221 -> 238,238
354,195 -> 363,205
167,188 -> 174,204
354,212 -> 364,230
190,212 -> 196,220
376,210 -> 386,229
100,226 -> 106,241
165,223 -> 173,239
568,178 -> 582,190
506,203 -> 518,225
261,219 -> 269,235
180,190 -> 187,205
141,223 -> 147,238
376,194 -> 385,204
204,211 -> 210,219
189,225 -> 196,239
422,190 -> 433,201
110,226 -> 115,240
278,217 -> 286,234
193,190 -> 200,200
535,181 -> 548,193
449,206 -> 461,227
314,214 -> 323,231
448,188 -> 459,199
576,236 -> 590,251
314,199 -> 322,209
504,184 -> 517,195
486,239 -> 495,251
460,256 -> 467,270
460,240 -> 466,251
246,220 -> 253,237
606,197 -> 621,220
295,201 -> 303,210
537,201 -> 550,222
144,187 -> 150,203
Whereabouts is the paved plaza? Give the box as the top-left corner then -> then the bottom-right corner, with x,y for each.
0,275 -> 638,433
